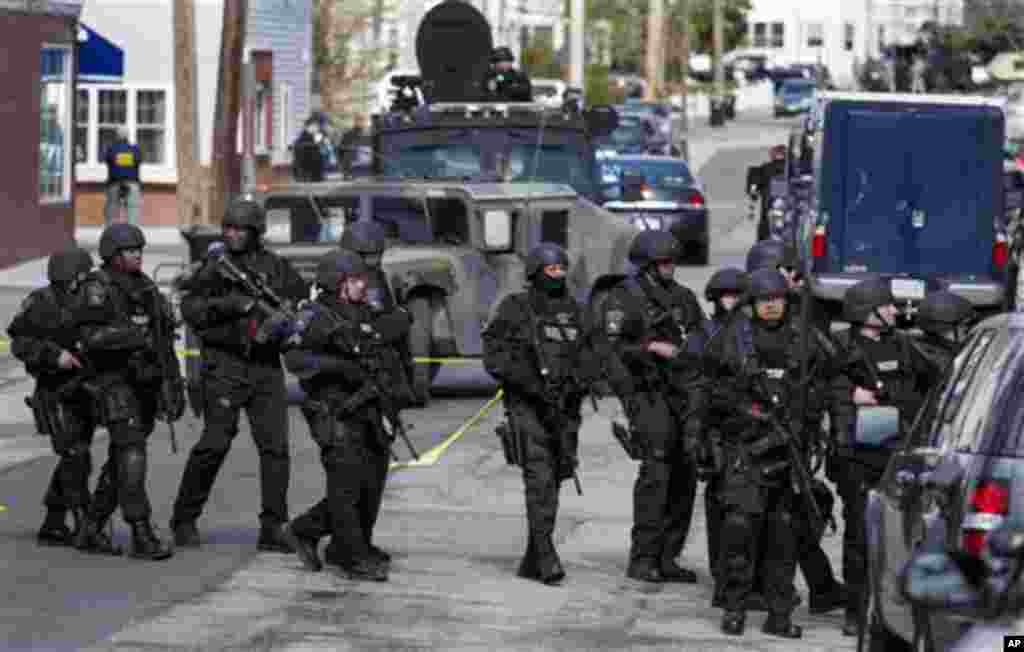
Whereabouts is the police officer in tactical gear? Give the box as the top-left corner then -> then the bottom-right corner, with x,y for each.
832,278 -> 938,636
744,239 -> 846,616
482,46 -> 533,102
601,230 -> 704,584
281,249 -> 412,581
8,248 -> 97,547
339,221 -> 393,313
745,145 -> 787,241
170,198 -> 309,552
71,224 -> 175,560
699,268 -> 842,638
915,290 -> 975,374
699,267 -> 750,605
483,242 -> 589,585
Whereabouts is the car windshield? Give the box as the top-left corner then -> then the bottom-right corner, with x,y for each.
381,141 -> 596,196
605,119 -> 648,145
600,158 -> 696,201
781,80 -> 815,96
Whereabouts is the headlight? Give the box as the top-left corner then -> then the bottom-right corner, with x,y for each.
771,198 -> 786,210
483,210 -> 513,251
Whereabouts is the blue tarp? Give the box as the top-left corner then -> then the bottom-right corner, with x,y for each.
77,23 -> 123,83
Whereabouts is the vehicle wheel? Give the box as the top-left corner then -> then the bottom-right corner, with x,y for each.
407,295 -> 439,407
858,585 -> 912,652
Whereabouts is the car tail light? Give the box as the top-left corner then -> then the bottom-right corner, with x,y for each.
685,190 -> 705,209
994,233 -> 1009,268
812,225 -> 827,258
962,480 -> 1010,556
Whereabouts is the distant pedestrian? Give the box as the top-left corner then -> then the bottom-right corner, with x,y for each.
293,118 -> 327,182
103,127 -> 142,226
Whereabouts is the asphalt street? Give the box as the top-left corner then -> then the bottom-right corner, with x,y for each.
0,111 -> 857,652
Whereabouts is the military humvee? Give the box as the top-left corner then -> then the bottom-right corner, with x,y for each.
180,179 -> 638,405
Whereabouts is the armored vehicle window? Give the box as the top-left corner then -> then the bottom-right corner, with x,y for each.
541,209 -> 569,248
507,143 -> 595,197
313,196 -> 360,242
384,142 -> 482,178
371,196 -> 432,243
427,198 -> 469,245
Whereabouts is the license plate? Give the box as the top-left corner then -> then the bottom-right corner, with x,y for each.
891,278 -> 926,300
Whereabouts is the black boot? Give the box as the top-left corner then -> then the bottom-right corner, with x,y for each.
660,560 -> 698,583
280,523 -> 322,572
721,611 -> 745,636
626,559 -> 664,583
809,581 -> 848,615
69,507 -> 88,543
534,536 -> 565,585
842,607 -> 860,637
762,613 -> 803,639
258,524 -> 294,553
171,520 -> 200,548
74,516 -> 123,556
368,544 -> 392,564
37,509 -> 71,546
128,520 -> 173,561
517,537 -> 540,580
341,557 -> 388,582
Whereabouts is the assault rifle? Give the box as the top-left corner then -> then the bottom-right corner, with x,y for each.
206,242 -> 297,345
143,284 -> 186,454
324,310 -> 420,461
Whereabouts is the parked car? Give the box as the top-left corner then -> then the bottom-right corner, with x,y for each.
594,115 -> 665,156
774,78 -> 817,116
863,312 -> 1024,652
531,78 -> 567,108
599,155 -> 709,265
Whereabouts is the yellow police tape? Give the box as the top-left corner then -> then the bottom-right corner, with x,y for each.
388,388 -> 503,471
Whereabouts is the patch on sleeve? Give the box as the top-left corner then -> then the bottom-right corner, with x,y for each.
85,282 -> 107,307
605,309 -> 625,335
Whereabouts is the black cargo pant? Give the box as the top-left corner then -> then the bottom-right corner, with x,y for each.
706,476 -> 724,585
506,398 -> 575,571
43,393 -> 97,512
172,355 -> 290,529
291,414 -> 389,566
834,457 -> 884,617
88,380 -> 157,523
626,392 -> 698,570
717,444 -> 797,616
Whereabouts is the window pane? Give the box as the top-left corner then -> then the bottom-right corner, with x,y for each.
75,89 -> 89,123
98,89 -> 127,124
39,48 -> 69,200
771,22 -> 785,48
99,126 -> 120,160
136,90 -> 165,126
75,89 -> 89,163
137,128 -> 165,165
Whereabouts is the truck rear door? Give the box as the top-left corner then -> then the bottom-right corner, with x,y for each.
839,105 -> 999,276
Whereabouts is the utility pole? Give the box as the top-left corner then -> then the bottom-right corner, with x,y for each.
712,0 -> 724,105
173,0 -> 200,226
570,0 -> 584,89
209,0 -> 248,226
646,0 -> 664,100
677,0 -> 690,151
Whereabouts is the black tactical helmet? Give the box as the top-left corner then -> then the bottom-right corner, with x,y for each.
843,278 -> 896,323
746,268 -> 788,302
490,46 -> 514,63
917,290 -> 974,335
705,267 -> 748,302
525,242 -> 570,279
339,221 -> 387,254
47,248 -> 93,284
98,223 -> 146,259
223,198 -> 267,234
316,250 -> 368,290
745,239 -> 797,273
628,230 -> 680,267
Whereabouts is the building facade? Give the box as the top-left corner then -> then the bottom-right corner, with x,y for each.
745,0 -> 963,88
0,1 -> 82,268
75,0 -> 313,227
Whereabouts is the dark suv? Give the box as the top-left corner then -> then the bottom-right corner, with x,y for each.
863,313 -> 1024,651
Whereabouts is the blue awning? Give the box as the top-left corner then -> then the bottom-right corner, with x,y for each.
76,23 -> 123,83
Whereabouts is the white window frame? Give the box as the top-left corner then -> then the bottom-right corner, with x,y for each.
277,81 -> 292,165
74,83 -> 177,184
75,87 -> 89,165
254,85 -> 269,155
136,88 -> 169,166
40,44 -> 73,204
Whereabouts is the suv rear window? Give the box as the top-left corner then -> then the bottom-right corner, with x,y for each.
932,329 -> 997,450
977,330 -> 1024,456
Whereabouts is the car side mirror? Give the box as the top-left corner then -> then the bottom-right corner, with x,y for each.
901,551 -> 983,610
853,406 -> 902,449
621,174 -> 647,203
